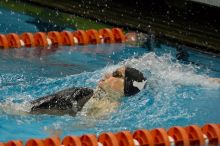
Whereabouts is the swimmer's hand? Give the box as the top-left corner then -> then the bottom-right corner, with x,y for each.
45,128 -> 62,137
125,32 -> 149,47
208,77 -> 220,84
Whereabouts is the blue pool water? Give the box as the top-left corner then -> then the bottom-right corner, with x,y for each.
0,7 -> 220,142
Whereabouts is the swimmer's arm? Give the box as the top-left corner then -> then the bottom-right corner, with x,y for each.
208,77 -> 220,84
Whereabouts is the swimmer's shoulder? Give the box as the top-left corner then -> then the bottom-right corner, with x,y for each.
31,87 -> 93,104
30,87 -> 94,115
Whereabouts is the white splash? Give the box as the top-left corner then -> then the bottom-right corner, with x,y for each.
123,52 -> 220,88
0,94 -> 32,115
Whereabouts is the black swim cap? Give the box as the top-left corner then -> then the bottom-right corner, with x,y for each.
124,67 -> 146,96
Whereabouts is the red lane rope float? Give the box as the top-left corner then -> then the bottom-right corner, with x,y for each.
20,32 -> 35,48
202,124 -> 220,146
6,33 -> 21,48
112,28 -> 125,43
115,131 -> 135,146
167,126 -> 190,146
185,125 -> 205,146
150,128 -> 170,146
25,139 -> 44,146
48,31 -> 62,46
98,132 -> 119,146
0,34 -> 9,49
34,32 -> 48,47
5,140 -> 23,146
62,136 -> 82,146
43,137 -> 60,146
133,129 -> 154,146
60,31 -> 74,46
80,134 -> 98,146
86,29 -> 100,44
72,30 -> 89,45
99,28 -> 115,43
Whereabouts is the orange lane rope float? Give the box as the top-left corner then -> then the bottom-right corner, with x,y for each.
21,32 -> 35,48
0,34 -> 9,49
150,128 -> 171,146
98,132 -> 119,146
5,140 -> 23,146
26,139 -> 44,146
167,126 -> 190,146
185,125 -> 205,146
86,29 -> 101,44
62,136 -> 82,146
133,129 -> 154,146
6,33 -> 22,48
202,124 -> 220,146
1,123 -> 220,146
99,28 -> 115,44
0,28 -> 126,49
60,31 -> 74,46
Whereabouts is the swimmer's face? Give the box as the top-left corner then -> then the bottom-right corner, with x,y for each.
98,67 -> 125,95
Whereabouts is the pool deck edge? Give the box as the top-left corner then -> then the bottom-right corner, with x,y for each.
2,0 -> 220,54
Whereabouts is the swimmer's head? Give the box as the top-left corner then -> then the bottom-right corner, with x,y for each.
124,67 -> 147,96
98,67 -> 146,96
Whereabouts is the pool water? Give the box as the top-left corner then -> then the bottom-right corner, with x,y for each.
0,7 -> 220,142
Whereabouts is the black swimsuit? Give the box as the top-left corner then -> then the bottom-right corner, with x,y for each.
30,87 -> 94,116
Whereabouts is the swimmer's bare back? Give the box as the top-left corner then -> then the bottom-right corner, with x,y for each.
30,87 -> 94,116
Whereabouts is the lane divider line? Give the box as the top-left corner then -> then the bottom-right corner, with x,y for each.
0,28 -> 125,49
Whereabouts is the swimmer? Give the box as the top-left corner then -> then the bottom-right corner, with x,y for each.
30,67 -> 147,118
